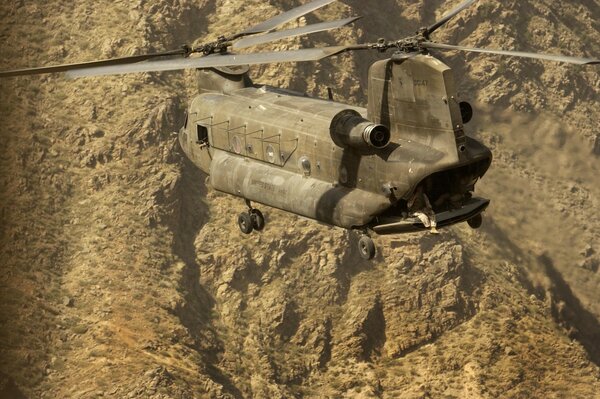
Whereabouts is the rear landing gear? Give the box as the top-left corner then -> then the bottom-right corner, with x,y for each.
238,200 -> 265,234
357,234 -> 376,260
467,213 -> 483,229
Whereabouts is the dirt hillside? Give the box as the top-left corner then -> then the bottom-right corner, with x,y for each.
1,0 -> 599,398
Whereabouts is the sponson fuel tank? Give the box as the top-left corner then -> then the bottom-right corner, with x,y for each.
209,150 -> 391,228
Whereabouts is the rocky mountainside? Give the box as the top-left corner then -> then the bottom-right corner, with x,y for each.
1,0 -> 599,398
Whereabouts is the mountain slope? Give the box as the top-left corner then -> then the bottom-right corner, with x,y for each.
1,0 -> 599,398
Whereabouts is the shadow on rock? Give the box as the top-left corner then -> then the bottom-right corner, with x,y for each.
538,253 -> 600,366
169,155 -> 244,398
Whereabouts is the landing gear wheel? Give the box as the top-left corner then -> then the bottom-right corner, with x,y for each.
250,209 -> 265,231
238,212 -> 253,234
358,235 -> 376,260
467,214 -> 483,229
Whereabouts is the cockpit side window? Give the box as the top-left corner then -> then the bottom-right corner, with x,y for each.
197,124 -> 209,144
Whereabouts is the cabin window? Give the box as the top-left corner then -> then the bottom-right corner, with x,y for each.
232,136 -> 242,154
299,156 -> 311,176
266,145 -> 275,163
196,124 -> 208,144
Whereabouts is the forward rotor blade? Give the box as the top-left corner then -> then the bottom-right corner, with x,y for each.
0,49 -> 187,78
427,0 -> 477,36
235,0 -> 336,37
66,46 -> 355,78
232,16 -> 360,50
422,42 -> 600,65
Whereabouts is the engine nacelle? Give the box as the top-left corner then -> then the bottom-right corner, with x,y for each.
330,109 -> 390,153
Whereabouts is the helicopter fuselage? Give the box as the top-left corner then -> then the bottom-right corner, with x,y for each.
179,54 -> 492,233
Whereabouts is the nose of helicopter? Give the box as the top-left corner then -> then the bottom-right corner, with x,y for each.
177,125 -> 190,156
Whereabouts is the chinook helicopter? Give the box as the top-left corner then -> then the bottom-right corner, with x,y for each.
2,0 -> 598,259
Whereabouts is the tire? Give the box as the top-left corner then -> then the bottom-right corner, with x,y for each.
238,212 -> 253,234
467,214 -> 483,229
358,235 -> 376,260
250,209 -> 265,231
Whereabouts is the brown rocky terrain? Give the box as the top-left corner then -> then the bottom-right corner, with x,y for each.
1,0 -> 599,398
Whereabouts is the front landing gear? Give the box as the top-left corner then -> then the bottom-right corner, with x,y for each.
357,234 -> 376,260
250,209 -> 265,231
237,200 -> 265,234
238,212 -> 253,234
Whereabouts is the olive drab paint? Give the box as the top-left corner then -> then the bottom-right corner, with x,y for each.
180,55 -> 492,233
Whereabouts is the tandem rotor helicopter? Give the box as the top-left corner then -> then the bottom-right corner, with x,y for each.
2,0 -> 598,259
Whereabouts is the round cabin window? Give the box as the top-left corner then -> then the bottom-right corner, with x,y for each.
299,156 -> 311,175
266,145 -> 276,163
232,136 -> 242,154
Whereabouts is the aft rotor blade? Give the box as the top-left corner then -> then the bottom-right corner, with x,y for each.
232,16 -> 360,50
422,42 -> 600,65
235,0 -> 336,37
66,46 -> 355,78
427,0 -> 477,36
0,49 -> 188,78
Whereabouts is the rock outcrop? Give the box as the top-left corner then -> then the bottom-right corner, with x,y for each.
1,0 -> 599,398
